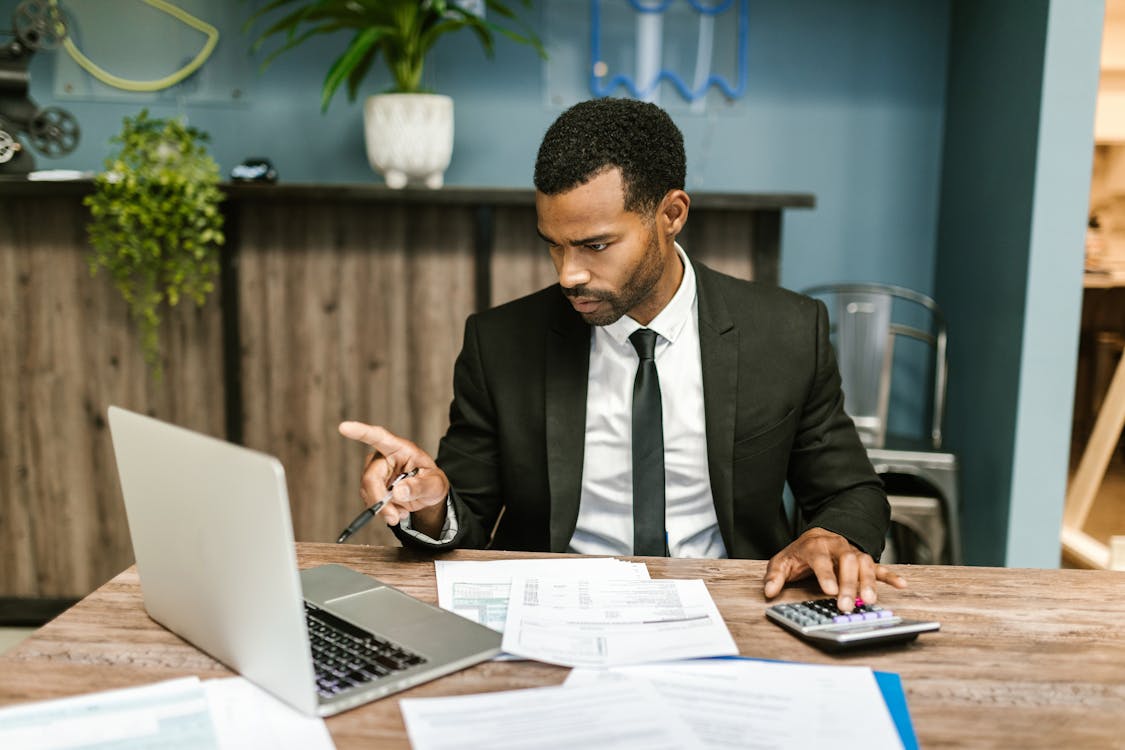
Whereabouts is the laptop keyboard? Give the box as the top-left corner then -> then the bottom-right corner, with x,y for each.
305,602 -> 427,699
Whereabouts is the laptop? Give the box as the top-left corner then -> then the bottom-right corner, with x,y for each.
107,406 -> 501,717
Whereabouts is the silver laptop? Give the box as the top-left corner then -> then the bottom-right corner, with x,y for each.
107,406 -> 501,717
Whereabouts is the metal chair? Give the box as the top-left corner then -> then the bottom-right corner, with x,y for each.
802,283 -> 962,564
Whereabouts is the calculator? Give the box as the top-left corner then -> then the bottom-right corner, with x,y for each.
765,597 -> 940,651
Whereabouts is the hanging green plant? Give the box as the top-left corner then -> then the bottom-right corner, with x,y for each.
85,109 -> 225,379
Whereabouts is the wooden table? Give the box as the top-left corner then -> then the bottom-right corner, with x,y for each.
2,546 -> 1123,748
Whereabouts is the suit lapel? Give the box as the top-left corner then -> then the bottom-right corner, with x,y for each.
545,294 -> 591,552
695,263 -> 738,549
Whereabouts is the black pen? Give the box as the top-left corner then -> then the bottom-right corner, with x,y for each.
336,468 -> 419,543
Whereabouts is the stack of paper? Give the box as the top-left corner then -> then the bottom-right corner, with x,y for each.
400,680 -> 703,750
419,558 -> 914,750
400,659 -> 906,750
566,660 -> 904,750
502,577 -> 738,668
436,557 -> 736,667
435,557 -> 649,632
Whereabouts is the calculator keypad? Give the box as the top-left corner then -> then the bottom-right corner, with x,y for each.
769,598 -> 899,632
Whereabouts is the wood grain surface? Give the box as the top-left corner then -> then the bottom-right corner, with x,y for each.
0,196 -> 225,598
1,546 -> 1122,749
0,189 -> 794,605
236,200 -> 475,549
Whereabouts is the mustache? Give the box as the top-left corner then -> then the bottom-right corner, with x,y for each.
562,286 -> 612,301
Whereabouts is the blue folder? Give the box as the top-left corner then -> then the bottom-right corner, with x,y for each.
715,657 -> 918,750
872,669 -> 918,750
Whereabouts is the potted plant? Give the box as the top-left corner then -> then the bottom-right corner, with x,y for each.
246,0 -> 544,188
85,109 -> 225,379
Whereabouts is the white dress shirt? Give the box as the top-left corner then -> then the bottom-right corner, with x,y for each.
404,245 -> 726,558
568,246 -> 726,558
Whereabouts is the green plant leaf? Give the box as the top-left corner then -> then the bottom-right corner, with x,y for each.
245,0 -> 546,105
243,0 -> 309,31
250,6 -> 367,75
259,21 -> 352,67
321,25 -> 389,110
482,1 -> 517,21
418,19 -> 474,60
345,44 -> 380,101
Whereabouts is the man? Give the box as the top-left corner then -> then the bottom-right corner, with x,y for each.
340,98 -> 906,611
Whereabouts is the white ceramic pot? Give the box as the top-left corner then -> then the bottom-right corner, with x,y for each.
363,93 -> 453,189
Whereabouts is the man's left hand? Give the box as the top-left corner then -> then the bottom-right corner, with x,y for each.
762,527 -> 907,612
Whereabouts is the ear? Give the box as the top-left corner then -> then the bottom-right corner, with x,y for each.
658,189 -> 690,239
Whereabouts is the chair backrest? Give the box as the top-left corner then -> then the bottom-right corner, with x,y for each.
802,283 -> 948,449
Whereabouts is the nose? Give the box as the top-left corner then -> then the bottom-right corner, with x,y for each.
555,247 -> 591,290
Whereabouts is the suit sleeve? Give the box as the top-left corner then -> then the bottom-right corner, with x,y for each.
786,299 -> 890,558
392,314 -> 503,551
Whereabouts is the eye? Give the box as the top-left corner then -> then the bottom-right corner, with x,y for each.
586,242 -> 608,252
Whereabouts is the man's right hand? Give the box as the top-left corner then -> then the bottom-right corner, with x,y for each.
338,421 -> 450,537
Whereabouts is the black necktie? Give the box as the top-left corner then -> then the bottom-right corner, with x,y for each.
629,328 -> 666,556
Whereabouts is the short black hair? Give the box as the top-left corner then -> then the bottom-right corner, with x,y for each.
533,98 -> 686,214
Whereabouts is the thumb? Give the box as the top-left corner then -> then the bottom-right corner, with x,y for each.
762,558 -> 792,599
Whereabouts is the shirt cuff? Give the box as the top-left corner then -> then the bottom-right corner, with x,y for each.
397,496 -> 458,544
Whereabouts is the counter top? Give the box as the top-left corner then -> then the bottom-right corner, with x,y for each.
0,177 -> 815,210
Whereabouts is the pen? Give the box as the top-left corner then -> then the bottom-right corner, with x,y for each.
336,468 -> 419,544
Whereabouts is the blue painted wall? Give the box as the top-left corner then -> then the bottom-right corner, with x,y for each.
1004,1 -> 1100,567
933,1 -> 1047,567
7,0 -> 950,298
5,0 -> 1101,567
934,0 -> 1100,566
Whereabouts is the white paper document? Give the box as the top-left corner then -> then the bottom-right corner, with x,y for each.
204,677 -> 335,750
0,677 -> 216,750
565,659 -> 903,750
434,557 -> 649,632
501,577 -> 738,668
399,680 -> 703,750
0,676 -> 335,750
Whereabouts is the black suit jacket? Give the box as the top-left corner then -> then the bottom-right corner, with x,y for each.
394,260 -> 889,559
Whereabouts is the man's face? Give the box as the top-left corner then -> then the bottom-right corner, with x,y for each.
535,168 -> 682,327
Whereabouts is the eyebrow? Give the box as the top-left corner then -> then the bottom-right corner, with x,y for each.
536,230 -> 616,246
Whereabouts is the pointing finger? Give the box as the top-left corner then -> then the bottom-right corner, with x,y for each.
338,421 -> 404,454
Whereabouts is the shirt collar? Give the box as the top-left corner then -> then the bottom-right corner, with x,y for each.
602,243 -> 696,346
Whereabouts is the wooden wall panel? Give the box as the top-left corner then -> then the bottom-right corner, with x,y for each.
0,197 -> 225,599
0,198 -> 35,597
490,206 -> 553,307
237,201 -> 475,548
0,184 -> 794,604
681,211 -> 759,283
403,205 -> 476,453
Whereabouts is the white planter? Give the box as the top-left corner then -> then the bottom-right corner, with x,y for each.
363,93 -> 453,189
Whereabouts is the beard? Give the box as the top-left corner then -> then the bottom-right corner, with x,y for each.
563,230 -> 666,326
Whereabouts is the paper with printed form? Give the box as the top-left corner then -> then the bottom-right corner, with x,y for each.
434,557 -> 649,632
501,577 -> 738,668
0,676 -> 335,750
565,660 -> 903,750
399,680 -> 703,750
0,677 -> 217,750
